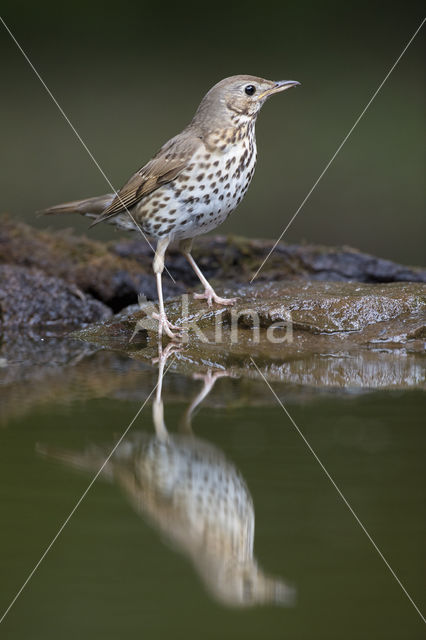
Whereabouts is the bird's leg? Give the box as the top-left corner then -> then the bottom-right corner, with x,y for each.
152,238 -> 181,340
179,239 -> 237,307
151,341 -> 179,442
180,370 -> 232,434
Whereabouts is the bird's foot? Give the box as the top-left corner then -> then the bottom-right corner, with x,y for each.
192,369 -> 231,382
194,287 -> 238,307
151,341 -> 183,365
151,312 -> 182,340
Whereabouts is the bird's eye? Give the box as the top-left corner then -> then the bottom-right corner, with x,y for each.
244,85 -> 256,96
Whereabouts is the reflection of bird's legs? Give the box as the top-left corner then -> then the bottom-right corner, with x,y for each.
151,338 -> 183,367
152,237 -> 182,340
180,370 -> 232,434
152,341 -> 182,441
179,239 -> 237,307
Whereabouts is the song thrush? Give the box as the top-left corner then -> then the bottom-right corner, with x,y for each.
38,343 -> 295,606
41,75 -> 300,338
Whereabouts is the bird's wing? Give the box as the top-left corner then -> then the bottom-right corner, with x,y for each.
90,133 -> 202,226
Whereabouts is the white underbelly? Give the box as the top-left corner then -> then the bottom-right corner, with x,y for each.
174,145 -> 257,239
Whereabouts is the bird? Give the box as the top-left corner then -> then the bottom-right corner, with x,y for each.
40,75 -> 300,339
37,343 -> 295,607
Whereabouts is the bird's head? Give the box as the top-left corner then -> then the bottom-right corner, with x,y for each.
193,75 -> 300,129
202,559 -> 297,608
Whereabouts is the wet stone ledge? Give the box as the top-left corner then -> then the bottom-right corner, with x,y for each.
75,280 -> 426,390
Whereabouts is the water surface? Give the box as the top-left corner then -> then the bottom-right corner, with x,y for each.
0,343 -> 425,639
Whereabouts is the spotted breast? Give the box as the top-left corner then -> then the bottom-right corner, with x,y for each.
129,120 -> 257,241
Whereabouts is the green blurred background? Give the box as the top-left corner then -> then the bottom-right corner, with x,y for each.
0,0 -> 424,264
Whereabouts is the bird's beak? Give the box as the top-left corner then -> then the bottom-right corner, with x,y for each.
257,80 -> 300,100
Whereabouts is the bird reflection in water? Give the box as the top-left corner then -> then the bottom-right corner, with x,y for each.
38,343 -> 295,607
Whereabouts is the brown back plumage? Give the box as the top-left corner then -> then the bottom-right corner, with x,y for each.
90,130 -> 203,225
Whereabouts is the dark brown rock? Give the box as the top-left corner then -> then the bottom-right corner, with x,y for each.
0,215 -> 185,310
1,216 -> 424,318
0,264 -> 111,329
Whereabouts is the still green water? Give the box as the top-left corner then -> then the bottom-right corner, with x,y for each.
0,346 -> 425,639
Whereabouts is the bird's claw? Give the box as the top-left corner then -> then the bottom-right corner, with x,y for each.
194,287 -> 238,307
192,369 -> 232,383
152,341 -> 183,365
152,312 -> 182,340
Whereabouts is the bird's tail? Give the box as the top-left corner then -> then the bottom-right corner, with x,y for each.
37,193 -> 114,220
36,443 -> 114,480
